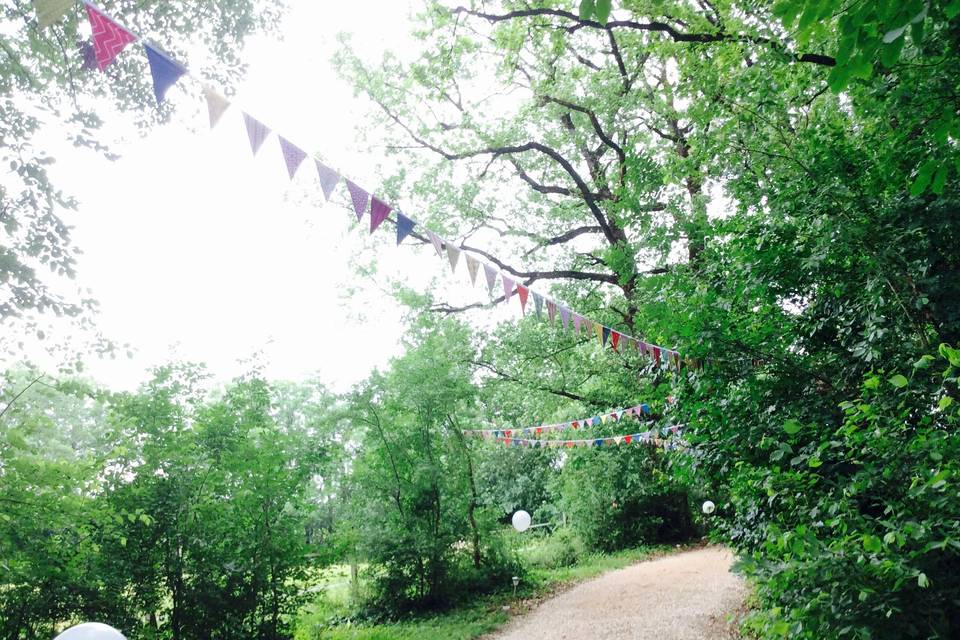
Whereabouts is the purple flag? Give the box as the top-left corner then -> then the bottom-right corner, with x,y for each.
572,313 -> 583,334
370,197 -> 391,233
483,263 -> 498,293
559,306 -> 570,330
278,136 -> 307,179
315,161 -> 340,200
345,180 -> 369,220
547,301 -> 557,323
502,276 -> 514,303
243,112 -> 271,155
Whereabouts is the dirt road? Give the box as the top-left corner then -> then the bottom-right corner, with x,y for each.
489,546 -> 745,640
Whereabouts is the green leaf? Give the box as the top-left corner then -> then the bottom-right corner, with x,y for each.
579,0 -> 595,21
910,160 -> 937,196
947,0 -> 960,19
939,396 -> 954,410
594,0 -> 612,24
918,572 -> 930,588
931,163 -> 949,195
808,457 -> 823,468
771,620 -> 790,636
888,374 -> 908,388
828,64 -> 852,92
783,419 -> 802,435
863,534 -> 883,553
881,37 -> 905,67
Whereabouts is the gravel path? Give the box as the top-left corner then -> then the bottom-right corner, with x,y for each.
488,546 -> 746,640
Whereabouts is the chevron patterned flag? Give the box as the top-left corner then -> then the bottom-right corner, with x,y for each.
85,2 -> 137,70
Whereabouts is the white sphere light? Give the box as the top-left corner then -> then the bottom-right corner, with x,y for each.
511,510 -> 532,532
54,623 -> 127,640
702,500 -> 716,515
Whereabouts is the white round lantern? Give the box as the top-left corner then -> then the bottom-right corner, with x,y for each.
511,510 -> 532,532
54,623 -> 127,640
702,500 -> 716,515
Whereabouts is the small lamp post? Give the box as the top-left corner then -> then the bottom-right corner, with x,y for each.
512,575 -> 520,598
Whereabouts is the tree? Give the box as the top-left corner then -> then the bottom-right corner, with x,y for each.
0,0 -> 283,354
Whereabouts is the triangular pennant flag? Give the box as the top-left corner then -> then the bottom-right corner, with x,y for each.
547,301 -> 557,323
315,161 -> 340,200
602,326 -> 611,347
624,434 -> 633,444
34,0 -> 73,28
396,213 -> 415,245
559,306 -> 570,330
278,136 -> 307,179
652,346 -> 662,366
466,255 -> 480,285
583,318 -> 593,334
446,244 -> 461,272
345,180 -> 369,220
533,293 -> 544,319
242,112 -> 271,155
483,263 -> 498,293
592,416 -> 602,426
370,197 -> 391,233
600,414 -> 608,424
425,229 -> 444,256
611,331 -> 621,351
203,86 -> 230,128
144,43 -> 186,106
638,341 -> 648,356
571,420 -> 579,429
85,3 -> 137,70
594,323 -> 604,345
517,285 -> 529,313
502,276 -> 515,303
614,435 -> 623,445
572,314 -> 582,334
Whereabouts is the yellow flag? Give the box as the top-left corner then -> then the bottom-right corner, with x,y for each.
594,323 -> 603,345
33,0 -> 73,28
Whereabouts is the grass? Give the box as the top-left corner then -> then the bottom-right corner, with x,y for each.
295,537 -> 681,640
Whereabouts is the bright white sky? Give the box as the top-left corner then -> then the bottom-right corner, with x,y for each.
20,0 -> 497,392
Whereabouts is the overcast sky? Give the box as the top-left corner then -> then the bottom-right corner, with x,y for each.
22,0 -> 483,392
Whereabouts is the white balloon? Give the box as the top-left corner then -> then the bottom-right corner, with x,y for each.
702,500 -> 716,515
54,623 -> 127,640
511,510 -> 532,532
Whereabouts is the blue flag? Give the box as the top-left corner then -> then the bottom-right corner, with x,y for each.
144,43 -> 186,106
396,212 -> 415,245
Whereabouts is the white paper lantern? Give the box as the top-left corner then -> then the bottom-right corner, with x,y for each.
511,510 -> 531,532
54,623 -> 126,640
702,500 -> 716,515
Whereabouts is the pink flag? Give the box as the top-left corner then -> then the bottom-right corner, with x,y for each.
243,113 -> 271,155
370,197 -> 391,233
278,136 -> 306,179
85,3 -> 136,70
572,313 -> 582,334
502,276 -> 515,304
315,161 -> 340,200
345,180 -> 369,220
559,306 -> 570,330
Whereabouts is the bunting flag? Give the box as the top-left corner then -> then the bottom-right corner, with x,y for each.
517,285 -> 529,314
315,161 -> 340,200
370,197 -> 391,233
446,244 -> 461,272
278,136 -> 307,179
466,254 -> 480,285
34,0 -> 73,28
475,426 -> 684,449
242,112 -> 270,155
85,3 -> 137,70
533,292 -> 544,319
203,86 -> 230,128
80,41 -> 97,71
396,213 -> 415,245
426,229 -> 444,256
144,43 -> 185,106
483,263 -> 498,294
502,276 -> 515,303
345,180 -> 369,220
461,403 -> 661,437
66,0 -> 686,372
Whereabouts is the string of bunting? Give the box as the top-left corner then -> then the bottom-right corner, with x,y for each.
461,403 -> 654,438
487,425 -> 685,449
34,0 -> 691,372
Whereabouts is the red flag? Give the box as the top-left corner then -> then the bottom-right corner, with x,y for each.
517,285 -> 529,314
652,346 -> 662,366
611,331 -> 620,351
85,3 -> 136,70
624,435 -> 633,444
